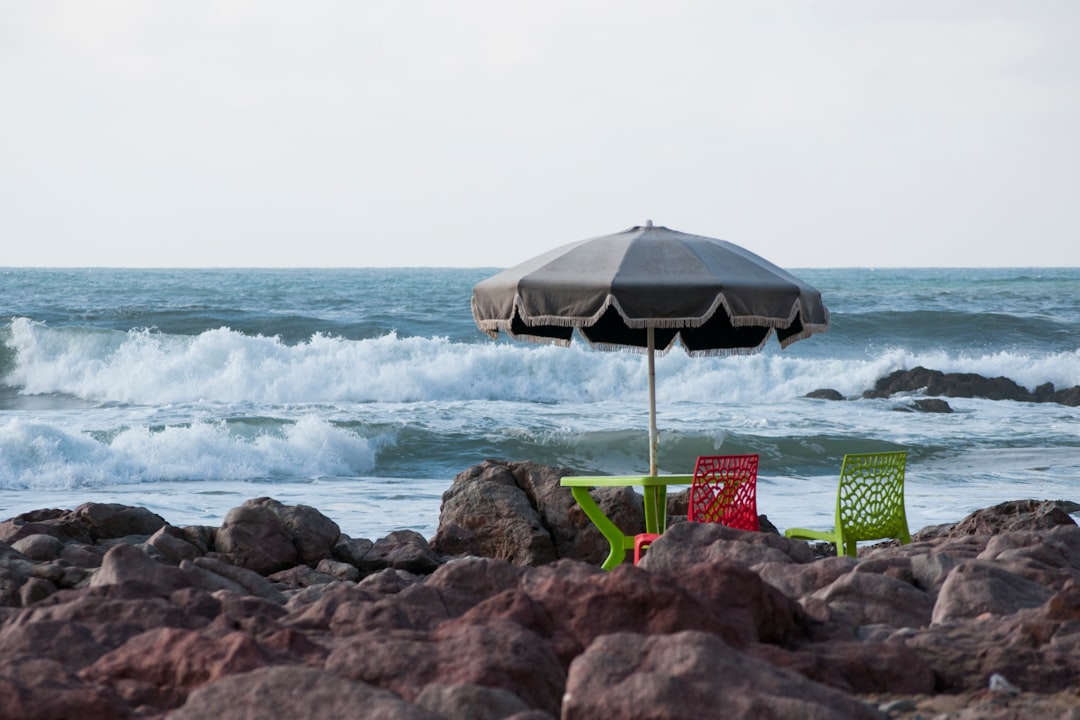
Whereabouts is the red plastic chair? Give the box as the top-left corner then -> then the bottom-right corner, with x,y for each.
634,454 -> 760,564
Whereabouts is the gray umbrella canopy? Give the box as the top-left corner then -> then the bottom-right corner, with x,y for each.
471,222 -> 830,474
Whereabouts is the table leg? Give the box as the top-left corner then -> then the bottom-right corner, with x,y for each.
642,485 -> 668,534
570,486 -> 634,570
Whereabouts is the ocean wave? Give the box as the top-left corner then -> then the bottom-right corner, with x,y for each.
0,415 -> 379,490
4,317 -> 1080,408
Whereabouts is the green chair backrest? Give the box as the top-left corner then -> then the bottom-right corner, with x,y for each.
835,451 -> 910,554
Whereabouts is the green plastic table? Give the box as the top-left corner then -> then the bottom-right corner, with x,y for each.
560,475 -> 694,570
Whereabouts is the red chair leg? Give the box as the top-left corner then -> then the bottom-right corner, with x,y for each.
634,533 -> 660,564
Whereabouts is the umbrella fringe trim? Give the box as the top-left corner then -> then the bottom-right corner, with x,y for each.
476,292 -> 829,332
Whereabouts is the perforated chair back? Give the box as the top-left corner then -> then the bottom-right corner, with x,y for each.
634,453 -> 760,564
785,450 -> 911,557
837,451 -> 909,543
689,454 -> 760,531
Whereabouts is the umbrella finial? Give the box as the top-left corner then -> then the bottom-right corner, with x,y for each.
645,219 -> 653,227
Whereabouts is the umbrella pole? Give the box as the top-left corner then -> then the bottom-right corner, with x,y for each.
647,325 -> 658,477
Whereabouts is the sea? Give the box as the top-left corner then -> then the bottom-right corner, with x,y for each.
2,267 -> 1079,541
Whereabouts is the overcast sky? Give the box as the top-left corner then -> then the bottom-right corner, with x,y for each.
2,1 -> 1078,268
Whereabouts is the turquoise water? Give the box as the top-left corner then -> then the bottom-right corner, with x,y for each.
1,267 -> 1078,538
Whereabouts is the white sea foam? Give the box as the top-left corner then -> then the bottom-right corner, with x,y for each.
0,415 -> 379,490
8,318 -> 1079,409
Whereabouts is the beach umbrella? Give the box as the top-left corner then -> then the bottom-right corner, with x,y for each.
471,221 -> 830,476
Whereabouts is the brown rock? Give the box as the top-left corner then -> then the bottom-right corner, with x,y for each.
904,579 -> 1080,693
80,626 -> 274,710
0,508 -> 91,545
0,617 -> 107,666
414,682 -> 532,719
359,529 -> 442,574
215,500 -> 298,575
326,619 -> 566,716
562,631 -> 886,720
431,459 -> 646,566
189,555 -> 286,603
270,500 -> 342,567
73,502 -> 167,541
13,583 -> 213,653
809,570 -> 934,629
750,640 -> 935,696
315,558 -> 361,582
165,665 -> 440,720
18,576 -> 57,606
11,533 -> 65,561
0,657 -> 131,720
519,558 -> 809,655
639,521 -> 815,572
430,460 -> 560,565
931,560 -> 1054,624
947,499 -> 1078,537
89,542 -> 192,594
756,555 -> 858,599
146,525 -> 204,565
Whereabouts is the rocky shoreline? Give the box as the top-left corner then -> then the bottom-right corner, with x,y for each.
1,460 -> 1078,719
808,366 -> 1080,410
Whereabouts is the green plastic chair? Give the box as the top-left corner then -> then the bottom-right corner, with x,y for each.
784,451 -> 911,557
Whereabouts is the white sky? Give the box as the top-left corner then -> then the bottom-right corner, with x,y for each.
2,1 -> 1078,268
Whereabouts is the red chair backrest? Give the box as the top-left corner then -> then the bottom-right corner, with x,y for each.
688,454 -> 760,531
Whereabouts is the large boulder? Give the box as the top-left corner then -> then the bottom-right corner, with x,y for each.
562,631 -> 886,720
214,499 -> 299,574
431,460 -> 644,566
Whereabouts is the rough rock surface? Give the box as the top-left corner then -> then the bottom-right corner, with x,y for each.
0,471 -> 1077,719
865,366 -> 1080,406
810,365 -> 1080,407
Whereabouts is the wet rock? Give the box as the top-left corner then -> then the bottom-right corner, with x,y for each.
911,398 -> 952,413
807,388 -> 845,400
866,366 -> 1080,407
1049,385 -> 1080,406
